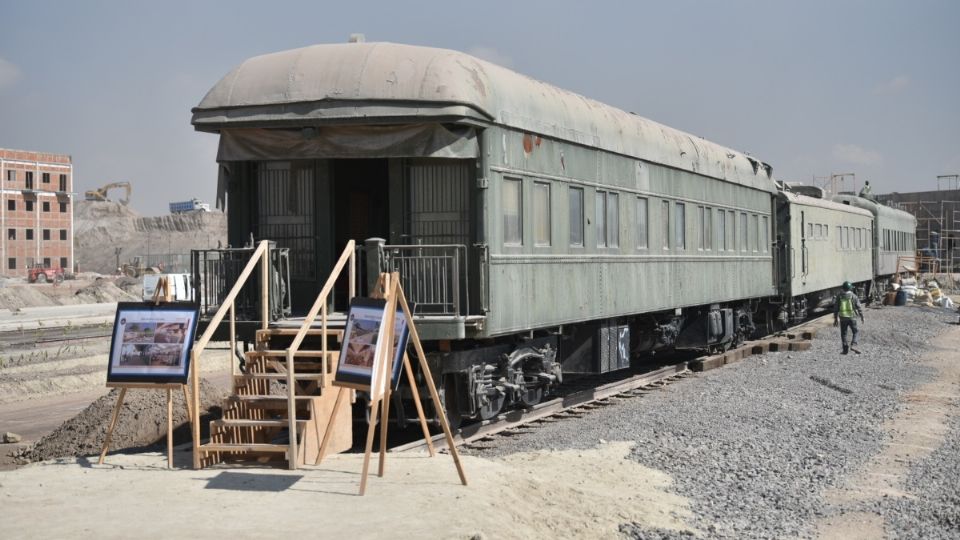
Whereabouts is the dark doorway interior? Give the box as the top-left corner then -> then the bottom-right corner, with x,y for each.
331,159 -> 390,310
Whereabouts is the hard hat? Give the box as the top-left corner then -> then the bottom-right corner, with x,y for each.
843,281 -> 852,290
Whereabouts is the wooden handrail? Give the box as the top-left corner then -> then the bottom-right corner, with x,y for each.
191,240 -> 271,469
282,239 -> 356,468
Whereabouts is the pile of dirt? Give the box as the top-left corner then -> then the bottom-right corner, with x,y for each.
0,276 -> 142,311
74,200 -> 226,274
11,379 -> 227,463
72,277 -> 140,304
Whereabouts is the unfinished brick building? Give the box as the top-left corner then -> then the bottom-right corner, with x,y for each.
0,148 -> 74,278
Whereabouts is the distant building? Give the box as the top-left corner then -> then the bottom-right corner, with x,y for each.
0,148 -> 74,277
875,188 -> 960,272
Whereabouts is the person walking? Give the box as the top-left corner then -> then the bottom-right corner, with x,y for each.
834,281 -> 864,354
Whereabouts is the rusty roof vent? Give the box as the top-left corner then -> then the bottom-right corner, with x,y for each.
349,33 -> 365,43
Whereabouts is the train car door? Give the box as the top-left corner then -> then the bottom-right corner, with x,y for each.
800,210 -> 808,283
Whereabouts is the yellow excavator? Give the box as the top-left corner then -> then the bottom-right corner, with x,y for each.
84,181 -> 131,204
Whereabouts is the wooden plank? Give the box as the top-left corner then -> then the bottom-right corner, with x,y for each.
166,388 -> 173,469
234,373 -> 327,380
789,341 -> 812,352
689,355 -> 724,372
211,419 -> 305,428
200,443 -> 288,453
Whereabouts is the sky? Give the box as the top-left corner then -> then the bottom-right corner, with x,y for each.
1,1 -> 958,215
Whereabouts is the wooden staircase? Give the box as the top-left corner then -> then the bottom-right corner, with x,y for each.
198,328 -> 352,468
190,239 -> 358,470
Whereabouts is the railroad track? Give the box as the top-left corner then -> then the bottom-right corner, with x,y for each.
393,313 -> 832,453
0,323 -> 113,348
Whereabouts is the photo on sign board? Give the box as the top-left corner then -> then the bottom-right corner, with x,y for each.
335,298 -> 389,392
107,302 -> 198,384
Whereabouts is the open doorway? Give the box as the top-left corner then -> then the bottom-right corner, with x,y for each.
331,159 -> 390,310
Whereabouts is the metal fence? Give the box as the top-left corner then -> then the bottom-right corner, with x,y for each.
380,244 -> 468,316
191,245 -> 291,321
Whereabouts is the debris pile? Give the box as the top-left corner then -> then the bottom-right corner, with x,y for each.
11,380 -> 226,463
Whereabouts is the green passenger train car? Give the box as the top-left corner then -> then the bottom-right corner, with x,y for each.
191,42 -> 907,422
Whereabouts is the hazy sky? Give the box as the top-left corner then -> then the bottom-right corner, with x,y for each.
1,1 -> 958,215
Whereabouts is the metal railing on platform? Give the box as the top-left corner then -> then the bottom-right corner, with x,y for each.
191,245 -> 291,322
378,244 -> 468,316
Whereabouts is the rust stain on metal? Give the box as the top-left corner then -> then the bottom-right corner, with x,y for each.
523,133 -> 534,155
535,136 -> 542,147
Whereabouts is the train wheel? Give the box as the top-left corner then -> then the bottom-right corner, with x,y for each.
442,378 -> 463,430
478,392 -> 505,421
520,385 -> 544,408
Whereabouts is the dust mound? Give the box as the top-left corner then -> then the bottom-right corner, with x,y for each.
74,200 -> 226,274
73,277 -> 140,304
14,380 -> 226,463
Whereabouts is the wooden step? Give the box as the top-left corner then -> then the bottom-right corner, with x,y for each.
199,443 -> 288,453
226,395 -> 316,409
257,328 -> 344,340
245,350 -> 336,359
211,419 -> 307,429
235,373 -> 327,381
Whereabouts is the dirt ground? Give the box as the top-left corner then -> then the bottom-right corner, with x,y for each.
0,441 -> 695,540
0,312 -> 956,538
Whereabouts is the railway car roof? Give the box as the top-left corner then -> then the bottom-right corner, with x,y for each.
193,42 -> 777,192
832,194 -> 917,226
780,191 -> 874,217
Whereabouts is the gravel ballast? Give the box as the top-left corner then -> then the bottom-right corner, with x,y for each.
463,305 -> 959,539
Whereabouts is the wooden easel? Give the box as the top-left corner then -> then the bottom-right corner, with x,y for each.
317,273 -> 468,495
98,277 -> 191,469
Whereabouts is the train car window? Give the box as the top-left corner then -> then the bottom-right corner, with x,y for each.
807,223 -> 814,238
503,177 -> 523,246
751,214 -> 759,252
607,193 -> 619,248
662,201 -> 670,250
596,191 -> 607,247
569,187 -> 584,247
534,182 -> 551,247
717,210 -> 726,251
697,207 -> 705,250
824,225 -> 829,238
727,210 -> 735,252
675,202 -> 686,250
840,227 -> 846,250
761,216 -> 769,252
740,212 -> 748,252
636,197 -> 648,249
703,208 -> 713,251
815,224 -> 822,239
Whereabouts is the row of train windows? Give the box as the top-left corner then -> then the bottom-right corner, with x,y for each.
806,222 -> 830,240
882,228 -> 915,252
502,178 -> 769,253
837,226 -> 870,251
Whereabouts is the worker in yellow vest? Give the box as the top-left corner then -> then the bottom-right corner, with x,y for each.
834,281 -> 864,354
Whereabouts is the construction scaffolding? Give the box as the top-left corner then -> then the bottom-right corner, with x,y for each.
876,177 -> 960,273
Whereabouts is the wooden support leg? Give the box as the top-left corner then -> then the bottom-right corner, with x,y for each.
399,287 -> 468,486
316,387 -> 346,465
166,388 -> 173,469
98,388 -> 128,465
403,353 -> 435,457
378,385 -> 391,477
359,397 -> 382,496
181,384 -> 192,428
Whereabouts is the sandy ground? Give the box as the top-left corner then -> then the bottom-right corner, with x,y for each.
0,441 -> 694,540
